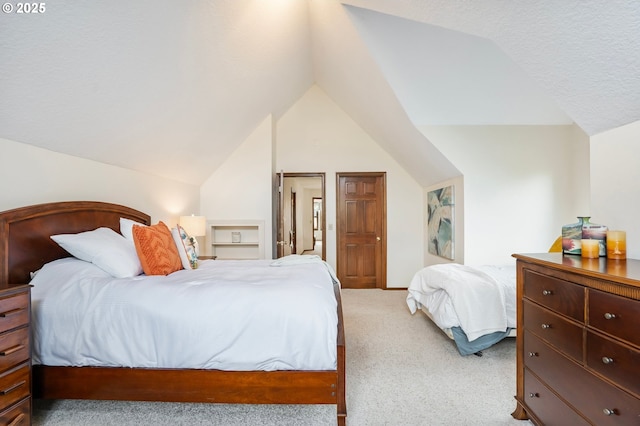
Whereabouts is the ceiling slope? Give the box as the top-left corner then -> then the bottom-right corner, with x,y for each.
0,0 -> 314,185
345,6 -> 572,126
310,0 -> 460,186
341,0 -> 640,136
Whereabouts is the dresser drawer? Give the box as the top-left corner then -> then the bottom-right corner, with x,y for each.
586,330 -> 640,397
523,330 -> 579,394
588,289 -> 640,347
0,328 -> 29,376
0,396 -> 30,426
571,369 -> 640,425
0,365 -> 29,415
523,300 -> 583,361
523,270 -> 584,321
525,330 -> 640,425
0,294 -> 29,334
523,368 -> 590,426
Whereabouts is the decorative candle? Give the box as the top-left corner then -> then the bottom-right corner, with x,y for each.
581,239 -> 600,258
606,230 -> 626,260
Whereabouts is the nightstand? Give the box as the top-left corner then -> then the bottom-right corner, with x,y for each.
0,284 -> 31,426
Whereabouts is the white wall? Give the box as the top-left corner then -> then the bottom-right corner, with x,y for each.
0,137 -> 199,224
590,119 -> 640,259
420,125 -> 590,265
276,85 -> 423,288
200,116 -> 274,258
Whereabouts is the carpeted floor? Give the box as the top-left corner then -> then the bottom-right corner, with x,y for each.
33,289 -> 531,425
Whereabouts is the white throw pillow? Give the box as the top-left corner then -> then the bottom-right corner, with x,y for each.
51,227 -> 143,278
120,217 -> 146,244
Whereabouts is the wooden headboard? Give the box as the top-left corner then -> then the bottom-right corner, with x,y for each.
0,201 -> 150,284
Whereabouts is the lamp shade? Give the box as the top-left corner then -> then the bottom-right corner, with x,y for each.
179,215 -> 206,237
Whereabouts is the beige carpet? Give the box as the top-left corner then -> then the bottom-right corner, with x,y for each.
33,289 -> 531,425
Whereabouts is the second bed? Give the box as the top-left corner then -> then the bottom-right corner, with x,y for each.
407,263 -> 516,355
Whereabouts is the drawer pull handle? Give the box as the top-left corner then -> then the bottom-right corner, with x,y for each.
602,408 -> 617,416
602,356 -> 614,365
528,392 -> 539,398
0,308 -> 23,318
603,312 -> 616,320
528,352 -> 538,357
0,344 -> 24,356
541,290 -> 553,296
7,413 -> 25,426
541,324 -> 551,329
0,380 -> 25,395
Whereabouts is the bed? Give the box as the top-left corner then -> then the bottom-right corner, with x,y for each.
0,201 -> 346,425
406,263 -> 516,356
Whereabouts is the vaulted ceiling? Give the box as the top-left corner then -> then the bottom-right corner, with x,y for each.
1,1 -> 638,187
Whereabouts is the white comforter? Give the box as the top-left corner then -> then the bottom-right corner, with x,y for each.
406,263 -> 516,342
30,257 -> 338,371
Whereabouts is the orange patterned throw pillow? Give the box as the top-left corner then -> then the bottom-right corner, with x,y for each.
132,221 -> 183,275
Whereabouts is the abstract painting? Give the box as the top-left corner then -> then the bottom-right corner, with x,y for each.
427,185 -> 454,259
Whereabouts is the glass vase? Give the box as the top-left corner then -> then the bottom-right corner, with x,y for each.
562,217 -> 588,255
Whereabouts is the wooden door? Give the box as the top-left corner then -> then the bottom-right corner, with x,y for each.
337,173 -> 386,289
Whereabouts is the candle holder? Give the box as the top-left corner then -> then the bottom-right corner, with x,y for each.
581,239 -> 600,259
606,230 -> 626,260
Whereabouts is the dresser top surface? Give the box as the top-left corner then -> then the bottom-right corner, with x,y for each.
513,253 -> 640,289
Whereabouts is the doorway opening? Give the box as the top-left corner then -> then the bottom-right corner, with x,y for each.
275,173 -> 326,260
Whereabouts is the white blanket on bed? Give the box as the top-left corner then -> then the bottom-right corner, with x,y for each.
30,257 -> 338,371
406,263 -> 516,342
270,254 -> 340,285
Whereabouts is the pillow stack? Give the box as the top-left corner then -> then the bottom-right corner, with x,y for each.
50,217 -> 202,278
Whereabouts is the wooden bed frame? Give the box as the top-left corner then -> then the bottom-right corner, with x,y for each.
0,201 -> 347,425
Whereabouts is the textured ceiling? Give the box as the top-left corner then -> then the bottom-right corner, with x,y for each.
1,0 -> 638,186
345,6 -> 572,126
342,0 -> 640,135
0,0 -> 313,184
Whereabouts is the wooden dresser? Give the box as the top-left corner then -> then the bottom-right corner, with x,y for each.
0,284 -> 31,426
512,253 -> 640,425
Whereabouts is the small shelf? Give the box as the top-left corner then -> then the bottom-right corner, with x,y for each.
207,220 -> 264,260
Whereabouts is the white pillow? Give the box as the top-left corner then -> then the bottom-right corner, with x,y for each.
51,227 -> 143,278
171,225 -> 199,269
120,217 -> 146,244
